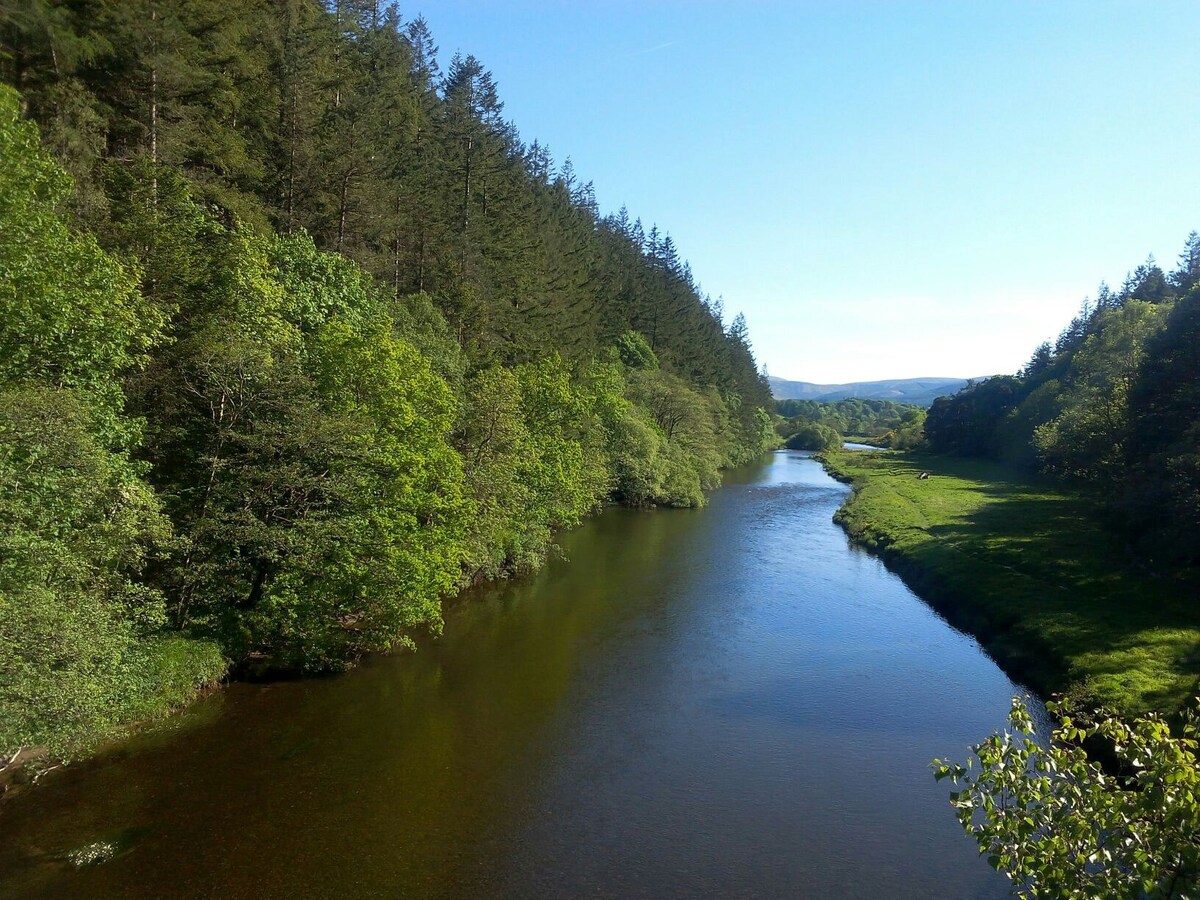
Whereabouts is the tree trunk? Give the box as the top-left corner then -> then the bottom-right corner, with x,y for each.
460,136 -> 472,279
336,168 -> 354,252
150,1 -> 158,205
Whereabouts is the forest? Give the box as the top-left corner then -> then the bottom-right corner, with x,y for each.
925,237 -> 1200,568
775,398 -> 926,450
0,1 -> 774,759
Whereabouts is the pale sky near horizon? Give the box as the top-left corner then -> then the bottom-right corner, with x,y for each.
411,1 -> 1199,383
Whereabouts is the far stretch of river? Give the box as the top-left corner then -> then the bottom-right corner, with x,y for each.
0,451 -> 1042,899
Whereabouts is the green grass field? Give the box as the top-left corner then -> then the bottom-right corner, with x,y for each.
821,449 -> 1200,716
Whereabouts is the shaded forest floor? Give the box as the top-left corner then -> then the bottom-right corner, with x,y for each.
821,449 -> 1200,716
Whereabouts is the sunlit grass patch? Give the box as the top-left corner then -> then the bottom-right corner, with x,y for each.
821,449 -> 1200,716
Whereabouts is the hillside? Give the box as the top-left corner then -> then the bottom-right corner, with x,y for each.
768,375 -> 972,406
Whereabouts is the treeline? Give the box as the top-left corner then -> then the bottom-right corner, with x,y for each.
775,398 -> 925,450
0,2 -> 773,757
926,235 -> 1200,567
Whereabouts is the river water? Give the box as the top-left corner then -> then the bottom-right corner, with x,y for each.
0,451 -> 1038,899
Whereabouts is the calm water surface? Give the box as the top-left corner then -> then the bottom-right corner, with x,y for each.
0,452 -> 1039,898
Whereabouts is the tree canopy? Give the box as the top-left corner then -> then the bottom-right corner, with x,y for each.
924,239 -> 1200,568
775,397 -> 926,449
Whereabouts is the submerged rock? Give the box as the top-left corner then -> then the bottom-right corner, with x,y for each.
62,826 -> 153,868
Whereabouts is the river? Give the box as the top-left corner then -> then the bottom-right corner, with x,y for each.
0,451 -> 1040,899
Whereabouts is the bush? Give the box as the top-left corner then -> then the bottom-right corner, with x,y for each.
784,422 -> 841,451
935,698 -> 1200,898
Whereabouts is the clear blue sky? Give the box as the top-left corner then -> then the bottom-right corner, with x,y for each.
410,1 -> 1199,383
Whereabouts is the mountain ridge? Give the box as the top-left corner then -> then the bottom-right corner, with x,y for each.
768,375 -> 977,406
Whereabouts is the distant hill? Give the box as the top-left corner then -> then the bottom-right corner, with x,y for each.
767,376 -> 974,407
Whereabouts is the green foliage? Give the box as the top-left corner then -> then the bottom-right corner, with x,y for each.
776,397 -> 925,450
0,384 -> 174,754
775,397 -> 923,440
625,366 -> 738,502
880,407 -> 926,449
784,422 -> 842,451
924,376 -> 1026,458
391,291 -> 466,394
257,320 -> 468,667
745,404 -> 783,459
450,353 -> 743,584
935,698 -> 1200,898
603,401 -> 674,503
0,93 -> 225,757
516,355 -> 611,528
0,87 -> 159,405
0,0 -> 773,428
454,365 -> 546,580
615,330 -> 660,370
1032,301 -> 1167,482
582,362 -> 693,508
270,230 -> 388,334
124,195 -> 470,669
1120,286 -> 1200,565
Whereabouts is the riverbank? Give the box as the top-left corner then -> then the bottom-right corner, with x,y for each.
820,449 -> 1200,716
0,449 -> 766,799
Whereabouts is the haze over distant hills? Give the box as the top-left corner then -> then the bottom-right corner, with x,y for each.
768,376 -> 975,407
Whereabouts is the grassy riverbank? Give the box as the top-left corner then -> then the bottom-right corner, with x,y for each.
821,449 -> 1200,716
